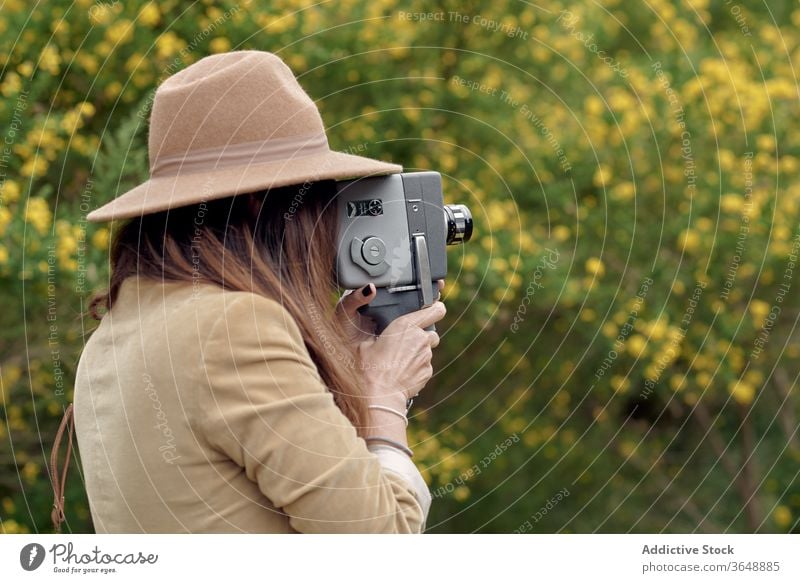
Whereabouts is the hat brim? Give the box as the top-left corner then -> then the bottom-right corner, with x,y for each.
86,151 -> 402,222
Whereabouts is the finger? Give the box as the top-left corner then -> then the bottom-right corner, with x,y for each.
437,279 -> 445,291
426,330 -> 440,348
391,301 -> 446,330
339,283 -> 376,316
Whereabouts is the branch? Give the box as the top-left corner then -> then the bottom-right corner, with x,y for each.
693,399 -> 741,479
737,402 -> 763,532
771,367 -> 800,454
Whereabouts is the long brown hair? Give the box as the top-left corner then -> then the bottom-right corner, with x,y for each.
89,180 -> 368,434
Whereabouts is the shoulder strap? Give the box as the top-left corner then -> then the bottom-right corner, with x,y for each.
50,403 -> 74,533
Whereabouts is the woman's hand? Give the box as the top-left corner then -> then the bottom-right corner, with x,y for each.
356,300 -> 447,409
335,280 -> 445,345
336,284 -> 379,344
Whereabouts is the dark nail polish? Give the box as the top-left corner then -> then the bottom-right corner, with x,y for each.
362,285 -> 373,297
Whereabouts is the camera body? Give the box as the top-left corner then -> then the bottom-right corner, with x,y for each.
335,171 -> 471,333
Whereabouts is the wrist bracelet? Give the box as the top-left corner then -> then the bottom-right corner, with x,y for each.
368,404 -> 409,427
365,436 -> 414,458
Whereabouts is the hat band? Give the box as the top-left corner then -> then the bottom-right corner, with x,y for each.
149,132 -> 331,178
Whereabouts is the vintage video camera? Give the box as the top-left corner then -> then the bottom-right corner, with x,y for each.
335,172 -> 472,333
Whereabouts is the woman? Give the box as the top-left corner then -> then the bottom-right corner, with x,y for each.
71,51 -> 445,533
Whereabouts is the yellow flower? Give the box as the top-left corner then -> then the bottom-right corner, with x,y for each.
52,19 -> 70,39
440,153 -> 457,173
773,225 -> 791,242
156,32 -> 187,60
720,194 -> 743,213
105,20 -> 133,45
773,505 -> 792,529
2,0 -> 23,12
78,101 -> 96,118
552,225 -> 570,242
627,335 -> 648,358
0,246 -> 9,265
669,375 -> 684,391
263,13 -> 297,34
60,110 -> 84,133
22,460 -> 39,482
533,45 -> 550,63
618,440 -> 637,458
491,257 -> 508,272
58,237 -> 76,259
20,157 -> 48,178
729,379 -> 755,405
89,3 -> 113,25
610,375 -> 630,393
486,201 -> 510,230
453,486 -> 470,502
517,231 -> 537,254
17,61 -> 33,77
0,71 -> 21,96
757,134 -> 776,152
104,81 -> 122,99
209,37 -> 232,54
2,365 -> 21,392
40,45 -> 61,75
780,156 -> 798,174
696,371 -> 712,388
696,217 -> 713,231
644,317 -> 667,340
593,164 -> 612,187
717,148 -> 736,171
25,197 -> 52,235
139,3 -> 160,27
92,228 -> 110,250
288,53 -> 307,71
462,253 -> 479,270
644,364 -> 660,381
442,281 -> 459,299
585,95 -> 605,117
611,181 -> 635,201
678,229 -> 700,253
744,370 -> 764,386
749,299 -> 771,322
0,179 -> 20,203
71,134 -> 98,157
388,46 -> 410,59
124,53 -> 146,74
585,257 -> 605,278
76,52 -> 99,74
0,519 -> 30,534
0,207 -> 10,235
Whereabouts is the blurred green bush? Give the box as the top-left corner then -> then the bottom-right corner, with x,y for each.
1,0 -> 798,533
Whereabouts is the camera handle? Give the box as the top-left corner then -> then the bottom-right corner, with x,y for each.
358,234 -> 439,334
358,283 -> 439,334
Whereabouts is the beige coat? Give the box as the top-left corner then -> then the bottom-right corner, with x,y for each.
74,276 -> 430,533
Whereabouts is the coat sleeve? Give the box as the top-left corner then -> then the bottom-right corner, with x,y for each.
196,291 -> 431,533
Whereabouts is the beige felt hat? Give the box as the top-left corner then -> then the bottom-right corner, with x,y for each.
87,50 -> 402,222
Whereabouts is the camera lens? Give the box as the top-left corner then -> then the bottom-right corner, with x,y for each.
444,204 -> 473,245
